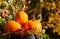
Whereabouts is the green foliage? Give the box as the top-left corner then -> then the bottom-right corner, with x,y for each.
0,19 -> 5,25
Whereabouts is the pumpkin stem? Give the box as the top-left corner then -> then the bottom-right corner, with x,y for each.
22,0 -> 26,11
22,4 -> 25,11
32,9 -> 36,21
32,14 -> 35,21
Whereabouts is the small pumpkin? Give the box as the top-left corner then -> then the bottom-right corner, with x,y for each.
15,11 -> 28,26
5,21 -> 22,32
25,20 -> 42,35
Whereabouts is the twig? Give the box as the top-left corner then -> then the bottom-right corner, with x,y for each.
0,32 -> 11,37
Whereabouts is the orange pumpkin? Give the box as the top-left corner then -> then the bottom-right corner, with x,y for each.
25,20 -> 42,31
15,11 -> 28,26
5,21 -> 22,32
